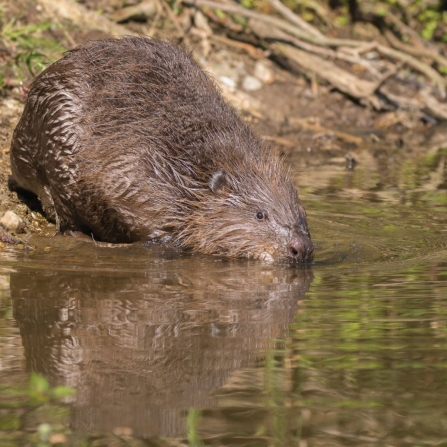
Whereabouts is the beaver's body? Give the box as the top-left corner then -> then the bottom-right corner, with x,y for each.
10,37 -> 313,262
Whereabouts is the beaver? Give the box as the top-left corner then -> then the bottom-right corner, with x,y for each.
10,37 -> 313,262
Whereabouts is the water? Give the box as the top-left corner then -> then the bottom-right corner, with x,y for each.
1,143 -> 447,445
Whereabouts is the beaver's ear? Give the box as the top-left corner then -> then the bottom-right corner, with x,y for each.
209,170 -> 229,195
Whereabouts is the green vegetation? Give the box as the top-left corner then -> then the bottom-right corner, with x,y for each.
0,373 -> 75,446
0,3 -> 64,89
187,409 -> 205,447
332,0 -> 447,42
238,0 -> 447,43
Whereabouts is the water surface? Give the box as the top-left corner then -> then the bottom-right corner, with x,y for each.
1,142 -> 447,445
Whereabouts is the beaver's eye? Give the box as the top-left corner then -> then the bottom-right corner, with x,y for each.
256,211 -> 265,220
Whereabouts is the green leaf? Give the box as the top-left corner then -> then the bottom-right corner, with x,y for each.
28,373 -> 50,405
50,386 -> 77,400
0,414 -> 21,430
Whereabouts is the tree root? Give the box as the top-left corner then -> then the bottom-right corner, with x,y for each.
37,0 -> 447,122
181,0 -> 447,121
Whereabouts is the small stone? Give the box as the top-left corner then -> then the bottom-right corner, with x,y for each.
49,434 -> 68,444
254,61 -> 274,84
0,232 -> 21,245
0,210 -> 25,233
206,58 -> 242,93
242,75 -> 262,92
218,76 -> 237,92
113,427 -> 133,436
3,98 -> 21,111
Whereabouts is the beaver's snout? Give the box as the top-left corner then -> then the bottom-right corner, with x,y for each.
288,236 -> 314,263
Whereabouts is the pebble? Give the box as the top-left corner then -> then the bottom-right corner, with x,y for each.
254,61 -> 274,84
206,57 -> 243,93
242,75 -> 262,92
0,210 -> 25,233
219,76 -> 237,92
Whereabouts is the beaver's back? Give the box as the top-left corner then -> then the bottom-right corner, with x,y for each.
11,38 -> 258,242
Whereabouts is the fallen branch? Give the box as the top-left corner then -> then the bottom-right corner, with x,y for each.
262,135 -> 299,147
376,43 -> 446,97
209,34 -> 265,59
384,29 -> 447,73
249,19 -> 384,81
377,86 -> 447,121
183,0 -> 446,98
418,88 -> 447,120
272,42 -> 394,104
181,0 -> 362,47
39,0 -> 447,121
267,0 -> 324,39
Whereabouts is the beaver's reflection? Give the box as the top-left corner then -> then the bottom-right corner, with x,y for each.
11,262 -> 312,437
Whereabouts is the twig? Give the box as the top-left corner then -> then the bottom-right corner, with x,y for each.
273,42 -> 394,101
418,87 -> 447,120
181,0 -> 447,118
296,0 -> 331,27
181,0 -> 363,47
337,42 -> 378,57
61,28 -> 77,48
384,29 -> 447,74
267,0 -> 323,39
386,11 -> 430,49
249,19 -> 384,80
262,135 -> 298,147
161,0 -> 188,42
378,86 -> 447,121
145,0 -> 164,37
289,118 -> 363,145
376,44 -> 446,97
209,34 -> 264,59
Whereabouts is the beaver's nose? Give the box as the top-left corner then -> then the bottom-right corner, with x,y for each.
288,236 -> 314,262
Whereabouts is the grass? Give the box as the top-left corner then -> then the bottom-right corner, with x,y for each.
0,2 -> 65,89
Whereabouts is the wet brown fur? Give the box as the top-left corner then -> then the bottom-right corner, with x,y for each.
10,37 -> 313,261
